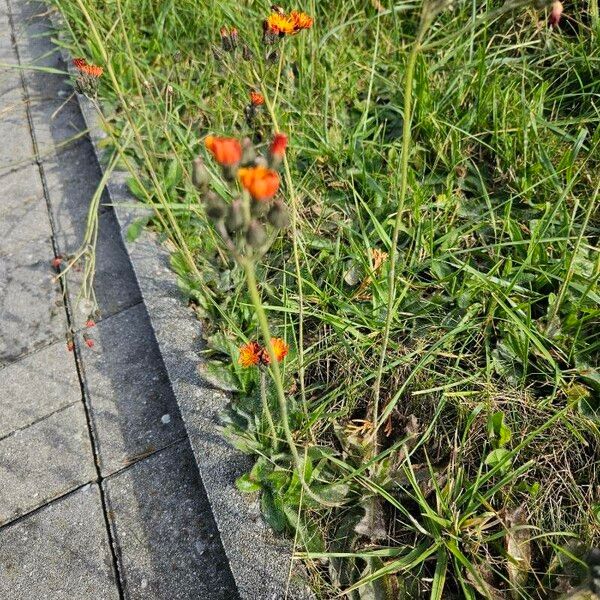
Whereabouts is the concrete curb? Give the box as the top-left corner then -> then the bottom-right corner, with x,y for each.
48,9 -> 314,600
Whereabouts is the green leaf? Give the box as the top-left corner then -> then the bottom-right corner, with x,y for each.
487,411 -> 512,448
430,547 -> 448,600
485,448 -> 512,473
196,360 -> 240,392
261,489 -> 287,533
126,216 -> 150,242
235,473 -> 261,493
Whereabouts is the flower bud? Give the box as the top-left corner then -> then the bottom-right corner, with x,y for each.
548,0 -> 563,26
242,45 -> 254,61
230,28 -> 239,49
269,133 -> 287,169
226,199 -> 244,232
246,220 -> 267,248
192,157 -> 210,190
267,200 -> 289,228
204,193 -> 227,220
241,137 -> 256,165
266,49 -> 279,64
220,26 -> 232,52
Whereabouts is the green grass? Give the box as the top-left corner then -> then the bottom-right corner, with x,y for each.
50,0 -> 599,597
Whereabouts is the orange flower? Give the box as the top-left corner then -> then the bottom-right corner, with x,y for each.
289,10 -> 313,31
73,57 -> 103,78
239,341 -> 262,368
259,338 -> 289,365
270,133 -> 288,158
238,166 -> 280,200
266,12 -> 296,34
250,91 -> 265,106
271,338 -> 289,362
205,135 -> 243,167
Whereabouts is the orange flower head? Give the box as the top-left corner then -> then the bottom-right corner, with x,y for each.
238,166 -> 280,200
265,12 -> 296,34
259,338 -> 289,365
271,337 -> 289,362
289,10 -> 313,31
239,341 -> 262,368
73,57 -> 103,78
204,135 -> 243,167
270,133 -> 288,158
250,91 -> 265,106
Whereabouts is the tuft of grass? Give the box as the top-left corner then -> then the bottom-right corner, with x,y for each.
50,0 -> 599,597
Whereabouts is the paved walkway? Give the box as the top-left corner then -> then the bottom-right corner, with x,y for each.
0,1 -> 238,598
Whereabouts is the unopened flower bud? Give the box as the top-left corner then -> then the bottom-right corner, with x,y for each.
226,199 -> 244,232
267,200 -> 289,228
246,221 -> 267,248
241,137 -> 256,165
220,26 -> 232,52
242,45 -> 254,61
51,255 -> 63,271
204,193 -> 227,220
548,0 -> 563,26
66,332 -> 74,352
269,133 -> 287,168
192,156 -> 210,190
230,28 -> 239,49
85,317 -> 96,328
266,49 -> 279,64
83,332 -> 94,348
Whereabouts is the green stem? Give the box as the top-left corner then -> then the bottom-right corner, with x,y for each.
260,370 -> 278,446
242,258 -> 338,507
371,19 -> 429,447
255,67 -> 309,421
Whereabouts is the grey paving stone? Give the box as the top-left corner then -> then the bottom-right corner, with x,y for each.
77,303 -> 186,476
0,164 -> 50,250
0,403 -> 96,526
0,483 -> 120,600
9,0 -> 112,244
0,236 -> 67,366
64,210 -> 142,329
104,441 -> 238,600
0,340 -> 80,438
8,2 -> 141,325
0,75 -> 36,174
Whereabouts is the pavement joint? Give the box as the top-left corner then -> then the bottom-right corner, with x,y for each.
4,1 -> 125,596
0,400 -> 79,444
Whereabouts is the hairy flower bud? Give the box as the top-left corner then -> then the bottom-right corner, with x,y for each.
246,220 -> 267,248
230,27 -> 239,49
192,157 -> 210,190
267,200 -> 289,228
204,192 -> 227,220
242,45 -> 254,61
241,137 -> 256,165
226,199 -> 244,232
548,0 -> 563,26
220,26 -> 232,52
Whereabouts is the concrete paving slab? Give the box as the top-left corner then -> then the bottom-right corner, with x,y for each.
0,235 -> 67,366
104,441 -> 238,599
0,164 -> 50,249
77,303 -> 186,476
8,0 -> 112,244
0,403 -> 96,526
0,340 -> 80,438
0,483 -> 120,600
